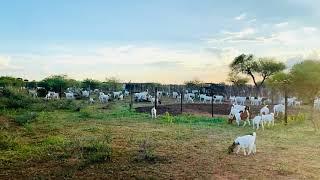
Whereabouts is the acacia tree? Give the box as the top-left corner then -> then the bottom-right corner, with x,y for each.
290,60 -> 320,131
227,71 -> 249,96
230,54 -> 285,95
266,72 -> 292,125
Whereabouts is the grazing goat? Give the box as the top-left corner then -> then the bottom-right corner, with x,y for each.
151,107 -> 157,119
113,91 -> 122,99
28,89 -> 38,98
228,105 -> 250,126
235,96 -> 246,105
89,98 -> 95,104
261,113 -> 275,127
273,104 -> 285,117
118,94 -> 124,100
260,105 -> 270,115
46,91 -> 59,100
314,98 -> 320,110
172,92 -> 179,99
213,95 -> 224,104
229,96 -> 236,104
82,90 -> 90,98
252,116 -> 264,130
228,132 -> 257,156
99,93 -> 109,103
65,92 -> 75,100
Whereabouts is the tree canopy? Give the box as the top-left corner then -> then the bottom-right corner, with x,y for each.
230,54 -> 285,90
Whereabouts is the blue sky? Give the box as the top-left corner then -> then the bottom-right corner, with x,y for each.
1,0 -> 320,83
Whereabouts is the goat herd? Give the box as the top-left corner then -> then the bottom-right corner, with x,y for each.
26,87 -> 320,156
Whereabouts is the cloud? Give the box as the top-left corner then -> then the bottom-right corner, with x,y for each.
275,22 -> 289,28
0,55 -> 21,71
234,13 -> 247,20
1,45 -> 240,83
247,19 -> 257,23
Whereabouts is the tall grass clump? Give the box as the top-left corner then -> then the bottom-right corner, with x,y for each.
0,87 -> 39,109
14,112 -> 38,125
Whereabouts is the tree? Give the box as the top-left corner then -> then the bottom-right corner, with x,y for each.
81,79 -> 101,90
230,54 -> 285,94
38,75 -> 78,92
0,76 -> 25,87
100,77 -> 122,91
266,72 -> 293,125
184,79 -> 204,90
290,60 -> 320,130
227,71 -> 249,87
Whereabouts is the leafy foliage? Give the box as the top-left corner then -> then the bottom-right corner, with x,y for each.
290,60 -> 320,103
0,76 -> 25,87
230,54 -> 285,89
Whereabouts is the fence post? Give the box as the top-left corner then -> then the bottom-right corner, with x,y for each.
130,87 -> 133,110
180,90 -> 183,114
154,87 -> 158,109
211,86 -> 214,117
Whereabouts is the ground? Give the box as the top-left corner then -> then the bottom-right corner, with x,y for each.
0,99 -> 320,179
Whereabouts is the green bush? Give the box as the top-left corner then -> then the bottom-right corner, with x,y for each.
77,135 -> 112,164
0,133 -> 18,150
0,87 -> 39,109
15,112 -> 38,125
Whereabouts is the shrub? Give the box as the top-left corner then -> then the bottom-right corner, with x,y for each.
77,135 -> 113,164
163,112 -> 173,123
14,112 -> 38,125
0,87 -> 39,109
0,133 -> 18,150
136,139 -> 156,162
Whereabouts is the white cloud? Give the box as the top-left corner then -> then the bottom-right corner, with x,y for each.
247,19 -> 257,23
275,22 -> 289,28
0,55 -> 21,71
1,45 -> 240,83
234,13 -> 247,20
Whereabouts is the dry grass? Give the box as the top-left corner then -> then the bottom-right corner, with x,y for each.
0,101 -> 320,179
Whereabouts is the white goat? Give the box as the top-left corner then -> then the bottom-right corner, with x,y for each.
228,132 -> 257,156
235,96 -> 246,105
260,105 -> 270,115
89,98 -> 95,104
213,95 -> 224,104
65,92 -> 75,100
99,93 -> 109,103
28,89 -> 38,98
151,107 -> 157,119
261,113 -> 275,127
82,90 -> 90,98
273,104 -> 285,117
172,92 -> 179,99
252,116 -> 264,130
113,91 -> 122,99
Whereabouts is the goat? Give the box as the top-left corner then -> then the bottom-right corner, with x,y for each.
228,105 -> 250,126
260,105 -> 270,115
28,89 -> 38,98
82,90 -> 90,98
228,132 -> 256,156
64,92 -> 75,100
252,116 -> 264,130
273,104 -> 285,117
172,92 -> 179,99
235,96 -> 246,105
151,107 -> 157,119
213,95 -> 224,104
89,98 -> 95,104
261,113 -> 275,127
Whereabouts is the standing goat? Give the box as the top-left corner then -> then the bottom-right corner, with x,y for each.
151,107 -> 157,119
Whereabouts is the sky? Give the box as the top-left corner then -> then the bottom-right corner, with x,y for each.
1,0 -> 320,84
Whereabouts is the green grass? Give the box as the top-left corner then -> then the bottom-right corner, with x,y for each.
0,99 -> 319,179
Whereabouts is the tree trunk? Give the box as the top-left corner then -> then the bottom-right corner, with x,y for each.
284,90 -> 288,125
310,102 -> 318,131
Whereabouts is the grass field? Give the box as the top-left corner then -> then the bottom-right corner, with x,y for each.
1,100 -> 320,179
